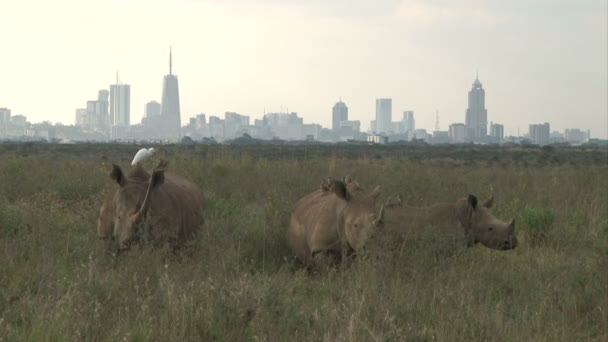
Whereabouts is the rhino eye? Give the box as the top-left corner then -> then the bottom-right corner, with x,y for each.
354,224 -> 359,228
488,226 -> 493,231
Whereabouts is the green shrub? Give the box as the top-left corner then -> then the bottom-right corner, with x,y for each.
521,207 -> 555,247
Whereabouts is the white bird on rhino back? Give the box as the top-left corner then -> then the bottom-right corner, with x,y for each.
131,148 -> 156,166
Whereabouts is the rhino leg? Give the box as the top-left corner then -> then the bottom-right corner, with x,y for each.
312,250 -> 340,273
340,240 -> 349,271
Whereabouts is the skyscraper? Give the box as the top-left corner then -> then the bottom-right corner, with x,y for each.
0,108 -> 11,127
529,123 -> 550,145
75,108 -> 87,128
465,73 -> 488,141
403,111 -> 415,132
449,123 -> 467,143
145,101 -> 161,118
161,46 -> 181,140
375,98 -> 392,134
564,129 -> 590,144
490,122 -> 504,141
97,90 -> 110,133
110,73 -> 130,140
141,100 -> 163,138
332,99 -> 348,131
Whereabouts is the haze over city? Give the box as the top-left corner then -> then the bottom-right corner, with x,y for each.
0,0 -> 606,138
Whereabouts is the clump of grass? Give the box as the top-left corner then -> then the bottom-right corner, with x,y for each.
0,201 -> 24,238
520,207 -> 555,247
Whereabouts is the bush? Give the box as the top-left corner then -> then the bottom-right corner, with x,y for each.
520,207 -> 555,247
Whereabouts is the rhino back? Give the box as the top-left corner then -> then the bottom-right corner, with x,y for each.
143,173 -> 207,243
289,190 -> 343,264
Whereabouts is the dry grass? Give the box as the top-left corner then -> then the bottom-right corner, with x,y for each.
0,144 -> 607,341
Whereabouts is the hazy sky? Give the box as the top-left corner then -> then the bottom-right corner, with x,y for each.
1,0 -> 606,137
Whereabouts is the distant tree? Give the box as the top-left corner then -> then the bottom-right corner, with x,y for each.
181,136 -> 195,146
201,137 -> 217,145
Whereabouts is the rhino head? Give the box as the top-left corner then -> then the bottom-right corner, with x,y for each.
110,161 -> 168,250
326,176 -> 385,254
458,194 -> 517,250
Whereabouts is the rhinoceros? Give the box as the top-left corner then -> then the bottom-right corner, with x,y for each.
383,194 -> 517,250
97,160 -> 207,250
288,176 -> 385,269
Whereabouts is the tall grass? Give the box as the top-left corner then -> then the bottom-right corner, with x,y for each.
0,144 -> 606,341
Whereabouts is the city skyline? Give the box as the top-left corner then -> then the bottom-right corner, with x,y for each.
0,64 -> 600,144
0,0 -> 606,138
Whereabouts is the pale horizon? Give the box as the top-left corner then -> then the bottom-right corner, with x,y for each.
1,0 -> 606,138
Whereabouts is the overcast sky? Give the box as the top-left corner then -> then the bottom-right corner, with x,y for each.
1,0 -> 606,137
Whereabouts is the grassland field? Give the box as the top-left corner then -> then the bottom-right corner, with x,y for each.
0,143 -> 607,341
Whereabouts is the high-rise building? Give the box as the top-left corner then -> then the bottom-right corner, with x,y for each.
332,99 -> 348,131
375,98 -> 392,134
75,90 -> 109,135
490,122 -> 504,141
224,112 -> 250,139
0,108 -> 11,123
110,73 -> 131,139
0,108 -> 11,133
75,108 -> 87,128
338,120 -> 361,140
529,123 -> 550,145
564,129 -> 590,144
160,46 -> 181,140
10,115 -> 26,127
97,90 -> 110,133
141,100 -> 163,137
145,101 -> 161,118
208,116 -> 225,140
264,112 -> 304,140
465,74 -> 488,141
403,111 -> 415,132
449,123 -> 467,143
303,123 -> 322,140
194,113 -> 207,131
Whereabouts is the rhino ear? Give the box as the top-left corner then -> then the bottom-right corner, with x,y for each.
467,194 -> 478,209
343,175 -> 353,184
320,177 -> 333,192
330,180 -> 349,201
483,195 -> 494,208
150,160 -> 168,188
151,169 -> 165,188
111,164 -> 126,186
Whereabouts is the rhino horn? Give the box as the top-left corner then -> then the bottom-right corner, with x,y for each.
508,218 -> 516,233
483,194 -> 494,208
375,203 -> 385,225
130,160 -> 168,224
